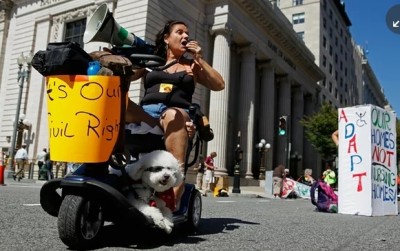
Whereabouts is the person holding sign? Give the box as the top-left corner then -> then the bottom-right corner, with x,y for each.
127,20 -> 225,209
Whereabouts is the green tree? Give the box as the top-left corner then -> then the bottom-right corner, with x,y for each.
300,103 -> 338,160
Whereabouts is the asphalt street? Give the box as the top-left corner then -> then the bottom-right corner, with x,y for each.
1,179 -> 400,250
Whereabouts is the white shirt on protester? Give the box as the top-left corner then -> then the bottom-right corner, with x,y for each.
15,148 -> 28,160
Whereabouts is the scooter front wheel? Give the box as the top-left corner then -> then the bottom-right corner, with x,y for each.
58,194 -> 104,249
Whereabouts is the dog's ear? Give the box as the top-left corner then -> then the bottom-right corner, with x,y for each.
173,164 -> 184,186
125,162 -> 145,180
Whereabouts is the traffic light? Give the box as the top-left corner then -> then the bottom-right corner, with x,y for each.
278,116 -> 287,136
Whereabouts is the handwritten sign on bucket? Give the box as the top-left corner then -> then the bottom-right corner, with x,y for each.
46,75 -> 122,162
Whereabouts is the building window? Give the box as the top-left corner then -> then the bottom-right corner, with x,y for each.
329,82 -> 332,92
322,55 -> 327,67
293,0 -> 303,6
329,46 -> 332,56
335,88 -> 338,98
64,19 -> 87,47
323,18 -> 326,28
323,36 -> 327,48
297,31 -> 305,40
322,78 -> 326,86
292,13 -> 305,24
329,64 -> 332,74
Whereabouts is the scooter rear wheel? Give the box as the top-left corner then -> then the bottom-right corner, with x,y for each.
58,194 -> 104,249
185,189 -> 202,232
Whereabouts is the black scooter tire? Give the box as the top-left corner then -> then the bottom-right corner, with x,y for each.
58,194 -> 104,249
185,189 -> 202,232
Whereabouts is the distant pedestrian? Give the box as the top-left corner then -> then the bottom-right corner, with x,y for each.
193,155 -> 205,191
272,164 -> 286,198
44,150 -> 53,180
13,145 -> 28,181
203,152 -> 217,192
36,148 -> 47,173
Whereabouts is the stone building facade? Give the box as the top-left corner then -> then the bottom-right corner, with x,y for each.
0,0 -> 342,180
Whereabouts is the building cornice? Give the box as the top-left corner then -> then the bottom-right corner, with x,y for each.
234,0 -> 324,82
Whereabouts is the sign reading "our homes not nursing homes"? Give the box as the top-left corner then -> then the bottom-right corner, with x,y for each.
338,105 -> 397,216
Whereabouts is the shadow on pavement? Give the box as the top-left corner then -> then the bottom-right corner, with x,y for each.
78,217 -> 259,250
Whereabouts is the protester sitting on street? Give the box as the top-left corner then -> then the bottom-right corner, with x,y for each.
273,164 -> 286,198
323,164 -> 336,187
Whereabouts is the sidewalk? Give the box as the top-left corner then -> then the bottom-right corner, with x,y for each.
3,177 -> 272,198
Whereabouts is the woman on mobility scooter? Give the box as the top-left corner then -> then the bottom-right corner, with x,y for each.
124,20 -> 225,210
39,18 -> 224,249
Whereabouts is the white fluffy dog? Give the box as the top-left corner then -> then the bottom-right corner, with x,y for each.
111,150 -> 183,233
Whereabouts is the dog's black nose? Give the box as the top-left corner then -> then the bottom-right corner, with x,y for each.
163,174 -> 170,180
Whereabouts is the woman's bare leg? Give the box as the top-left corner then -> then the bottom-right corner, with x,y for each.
160,108 -> 190,210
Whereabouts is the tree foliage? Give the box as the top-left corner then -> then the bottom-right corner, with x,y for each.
301,103 -> 400,168
300,103 -> 338,160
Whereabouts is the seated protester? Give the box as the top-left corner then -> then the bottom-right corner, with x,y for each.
322,164 -> 336,187
125,20 -> 225,210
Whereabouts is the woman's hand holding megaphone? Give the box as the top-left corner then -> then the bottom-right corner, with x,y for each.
184,40 -> 203,63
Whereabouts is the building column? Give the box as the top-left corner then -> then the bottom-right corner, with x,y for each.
291,86 -> 304,177
208,29 -> 231,176
303,93 -> 318,177
237,45 -> 256,179
277,76 -> 291,168
259,62 -> 275,171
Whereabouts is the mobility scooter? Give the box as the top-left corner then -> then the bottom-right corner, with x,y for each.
37,5 -> 206,248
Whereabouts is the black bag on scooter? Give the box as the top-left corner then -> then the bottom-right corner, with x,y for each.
32,42 -> 92,76
190,103 -> 214,142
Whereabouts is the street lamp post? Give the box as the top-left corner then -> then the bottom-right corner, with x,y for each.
8,52 -> 32,176
257,139 -> 271,180
232,144 -> 243,194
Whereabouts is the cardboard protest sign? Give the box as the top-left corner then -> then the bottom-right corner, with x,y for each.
338,105 -> 397,216
46,75 -> 122,162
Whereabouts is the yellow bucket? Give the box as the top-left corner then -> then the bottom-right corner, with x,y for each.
46,75 -> 122,163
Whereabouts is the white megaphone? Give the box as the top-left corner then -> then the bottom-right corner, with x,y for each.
84,3 -> 145,47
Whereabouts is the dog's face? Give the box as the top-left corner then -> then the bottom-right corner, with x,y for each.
127,150 -> 184,192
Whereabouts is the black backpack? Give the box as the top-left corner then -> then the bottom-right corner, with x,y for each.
32,42 -> 92,76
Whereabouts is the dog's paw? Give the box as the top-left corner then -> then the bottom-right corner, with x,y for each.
142,206 -> 167,229
163,221 -> 173,234
163,217 -> 174,234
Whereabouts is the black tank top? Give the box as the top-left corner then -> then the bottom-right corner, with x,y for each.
141,69 -> 195,108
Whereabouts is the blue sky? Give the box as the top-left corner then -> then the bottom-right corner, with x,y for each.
344,1 -> 400,116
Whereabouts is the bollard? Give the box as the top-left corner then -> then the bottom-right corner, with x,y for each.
28,162 -> 34,179
0,164 -> 5,185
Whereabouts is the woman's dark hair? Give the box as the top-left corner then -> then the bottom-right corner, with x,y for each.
154,20 -> 187,58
